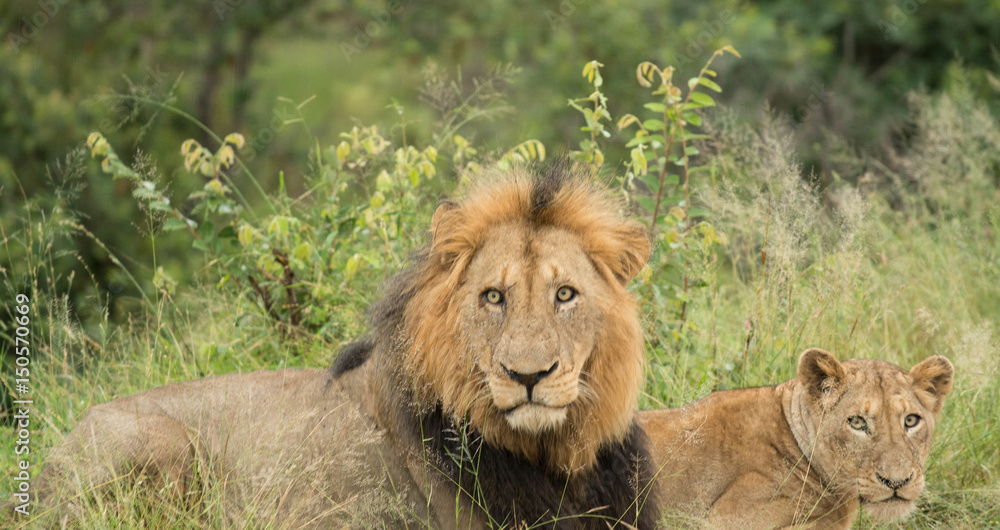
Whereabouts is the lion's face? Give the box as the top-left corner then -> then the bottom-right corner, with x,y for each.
795,350 -> 953,521
459,222 -> 612,432
400,172 -> 650,469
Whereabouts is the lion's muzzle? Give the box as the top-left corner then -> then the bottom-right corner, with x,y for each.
490,356 -> 579,432
501,361 -> 558,401
858,469 -> 924,520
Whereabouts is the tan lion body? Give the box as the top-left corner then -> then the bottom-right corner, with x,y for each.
640,350 -> 953,529
35,168 -> 659,528
37,368 -> 425,526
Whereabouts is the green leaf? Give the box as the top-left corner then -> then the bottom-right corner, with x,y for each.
582,60 -> 604,86
688,207 -> 711,218
344,253 -> 361,279
218,226 -> 237,239
211,237 -> 224,255
625,135 -> 654,148
267,216 -> 291,235
163,218 -> 188,232
688,92 -> 716,108
643,119 -> 665,132
199,220 -> 216,239
639,172 -> 660,193
698,77 -> 722,92
635,195 -> 656,213
630,147 -> 648,175
644,102 -> 667,113
335,141 -> 351,163
683,112 -> 702,127
294,242 -> 311,261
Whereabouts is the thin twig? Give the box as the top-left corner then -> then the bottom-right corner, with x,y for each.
272,249 -> 301,328
247,274 -> 279,322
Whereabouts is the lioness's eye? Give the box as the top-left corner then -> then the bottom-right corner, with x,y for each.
482,289 -> 504,305
904,414 -> 921,429
555,286 -> 577,303
847,415 -> 869,432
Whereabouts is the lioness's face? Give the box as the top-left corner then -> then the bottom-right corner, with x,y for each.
459,222 -> 613,433
806,356 -> 953,521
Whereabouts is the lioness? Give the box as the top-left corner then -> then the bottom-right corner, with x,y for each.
639,349 -> 953,529
34,166 -> 659,528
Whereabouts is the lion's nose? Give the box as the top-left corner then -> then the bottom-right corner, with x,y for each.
501,362 -> 559,401
876,472 -> 912,491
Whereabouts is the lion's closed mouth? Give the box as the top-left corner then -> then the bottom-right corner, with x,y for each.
500,402 -> 569,415
861,494 -> 913,505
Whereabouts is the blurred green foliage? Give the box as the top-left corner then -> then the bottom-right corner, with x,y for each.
2,0 -> 1000,325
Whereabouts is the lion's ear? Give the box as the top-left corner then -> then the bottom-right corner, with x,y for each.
431,200 -> 459,239
609,222 -> 650,285
797,348 -> 845,396
909,355 -> 954,414
429,200 -> 463,263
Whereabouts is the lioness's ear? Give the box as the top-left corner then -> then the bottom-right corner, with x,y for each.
610,222 -> 650,284
909,355 -> 954,414
797,348 -> 845,395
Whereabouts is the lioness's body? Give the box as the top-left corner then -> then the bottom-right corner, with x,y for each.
35,168 -> 659,528
641,385 -> 852,528
640,350 -> 953,529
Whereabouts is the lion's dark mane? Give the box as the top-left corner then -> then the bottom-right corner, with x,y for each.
417,404 -> 659,529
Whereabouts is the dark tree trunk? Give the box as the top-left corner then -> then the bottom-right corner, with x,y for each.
197,27 -> 229,146
232,28 -> 260,134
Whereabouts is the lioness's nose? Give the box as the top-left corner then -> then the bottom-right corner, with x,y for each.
502,362 -> 559,401
876,473 -> 912,490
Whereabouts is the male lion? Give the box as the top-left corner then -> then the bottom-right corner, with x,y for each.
640,348 -> 954,529
35,166 -> 659,528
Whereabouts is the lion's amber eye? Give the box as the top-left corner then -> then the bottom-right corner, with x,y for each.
483,289 -> 504,305
848,415 -> 869,432
904,414 -> 921,429
555,286 -> 577,303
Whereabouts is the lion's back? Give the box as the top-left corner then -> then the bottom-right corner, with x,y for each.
48,368 -> 423,527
